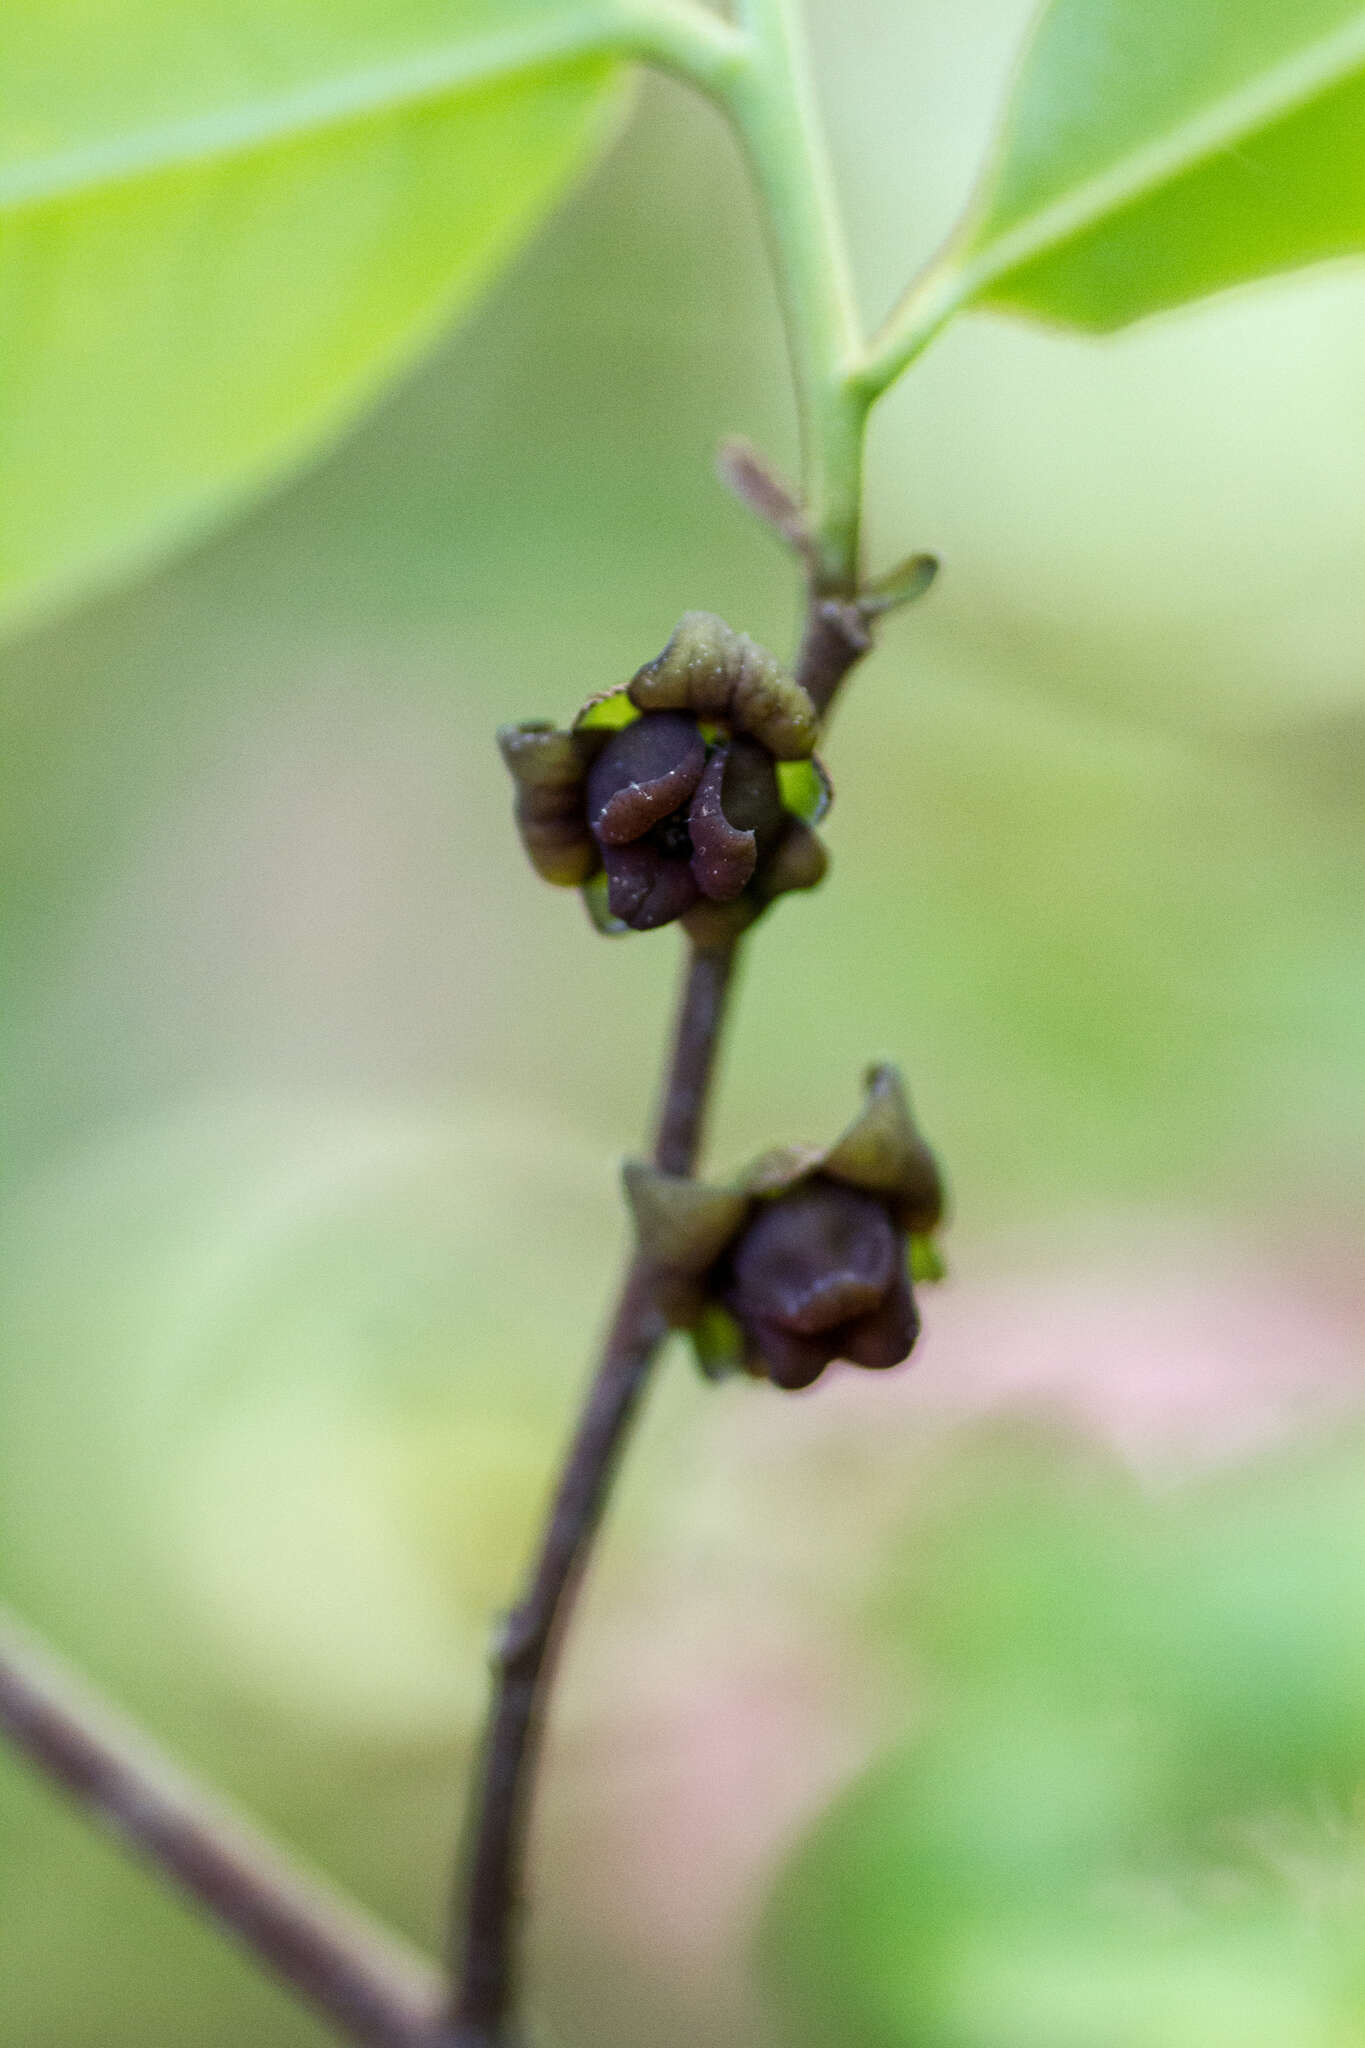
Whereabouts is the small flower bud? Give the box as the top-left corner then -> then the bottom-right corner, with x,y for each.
499,615 -> 829,933
585,711 -> 708,928
624,1065 -> 947,1392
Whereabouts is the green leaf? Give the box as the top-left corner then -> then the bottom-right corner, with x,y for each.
0,1 -> 627,635
947,0 -> 1365,332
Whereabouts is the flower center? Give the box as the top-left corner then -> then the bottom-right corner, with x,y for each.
651,806 -> 694,861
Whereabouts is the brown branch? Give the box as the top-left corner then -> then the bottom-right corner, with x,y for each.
793,592 -> 873,714
651,940 -> 740,1175
0,1605 -> 446,2048
449,936 -> 738,2046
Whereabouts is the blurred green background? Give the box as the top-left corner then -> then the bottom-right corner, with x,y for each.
2,2 -> 1364,2042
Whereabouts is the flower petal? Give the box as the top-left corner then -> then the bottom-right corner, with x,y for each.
840,1269 -> 920,1369
586,712 -> 706,846
628,613 -> 818,759
601,841 -> 700,931
728,1182 -> 900,1336
753,819 -> 828,905
688,747 -> 757,901
746,1317 -> 835,1391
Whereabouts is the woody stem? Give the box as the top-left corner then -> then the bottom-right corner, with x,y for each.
0,1609 -> 445,2048
447,938 -> 736,2045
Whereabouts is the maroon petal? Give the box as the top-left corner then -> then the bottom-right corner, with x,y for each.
602,841 -> 701,931
586,713 -> 706,846
778,1268 -> 887,1335
688,746 -> 757,901
840,1269 -> 920,1370
729,1182 -> 900,1336
746,1317 -> 836,1391
717,736 -> 785,851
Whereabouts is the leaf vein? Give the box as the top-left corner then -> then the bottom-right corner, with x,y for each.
0,14 -> 618,216
966,9 -> 1365,298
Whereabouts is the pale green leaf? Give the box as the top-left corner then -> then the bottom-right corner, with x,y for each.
0,1 -> 627,634
921,0 -> 1365,337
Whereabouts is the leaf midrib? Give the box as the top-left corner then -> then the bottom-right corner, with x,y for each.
959,7 -> 1365,300
0,9 -> 622,215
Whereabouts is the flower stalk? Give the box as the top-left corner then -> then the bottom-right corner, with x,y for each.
449,936 -> 739,2047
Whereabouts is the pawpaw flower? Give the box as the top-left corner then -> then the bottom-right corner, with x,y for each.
624,1066 -> 946,1390
498,612 -> 831,936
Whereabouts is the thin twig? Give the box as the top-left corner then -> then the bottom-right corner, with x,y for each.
794,592 -> 875,714
652,940 -> 740,1175
449,937 -> 738,2045
0,1605 -> 446,2048
448,1258 -> 663,2048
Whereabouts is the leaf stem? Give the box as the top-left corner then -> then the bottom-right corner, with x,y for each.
611,0 -> 750,96
722,0 -> 868,590
853,243 -> 973,403
620,0 -> 869,590
0,1606 -> 445,2048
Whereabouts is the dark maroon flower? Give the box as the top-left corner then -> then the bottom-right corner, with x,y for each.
585,714 -> 787,931
498,612 -> 830,936
724,1178 -> 919,1390
623,1064 -> 946,1393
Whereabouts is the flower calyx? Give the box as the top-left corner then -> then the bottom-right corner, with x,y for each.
498,612 -> 830,936
624,1065 -> 946,1392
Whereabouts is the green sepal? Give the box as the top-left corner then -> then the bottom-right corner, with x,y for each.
690,1304 -> 748,1382
582,870 -> 628,935
622,1163 -> 749,1277
777,755 -> 833,825
497,721 -> 588,788
822,1064 -> 944,1230
741,1143 -> 825,1199
910,1234 -> 947,1285
575,687 -> 639,733
628,612 -> 818,761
